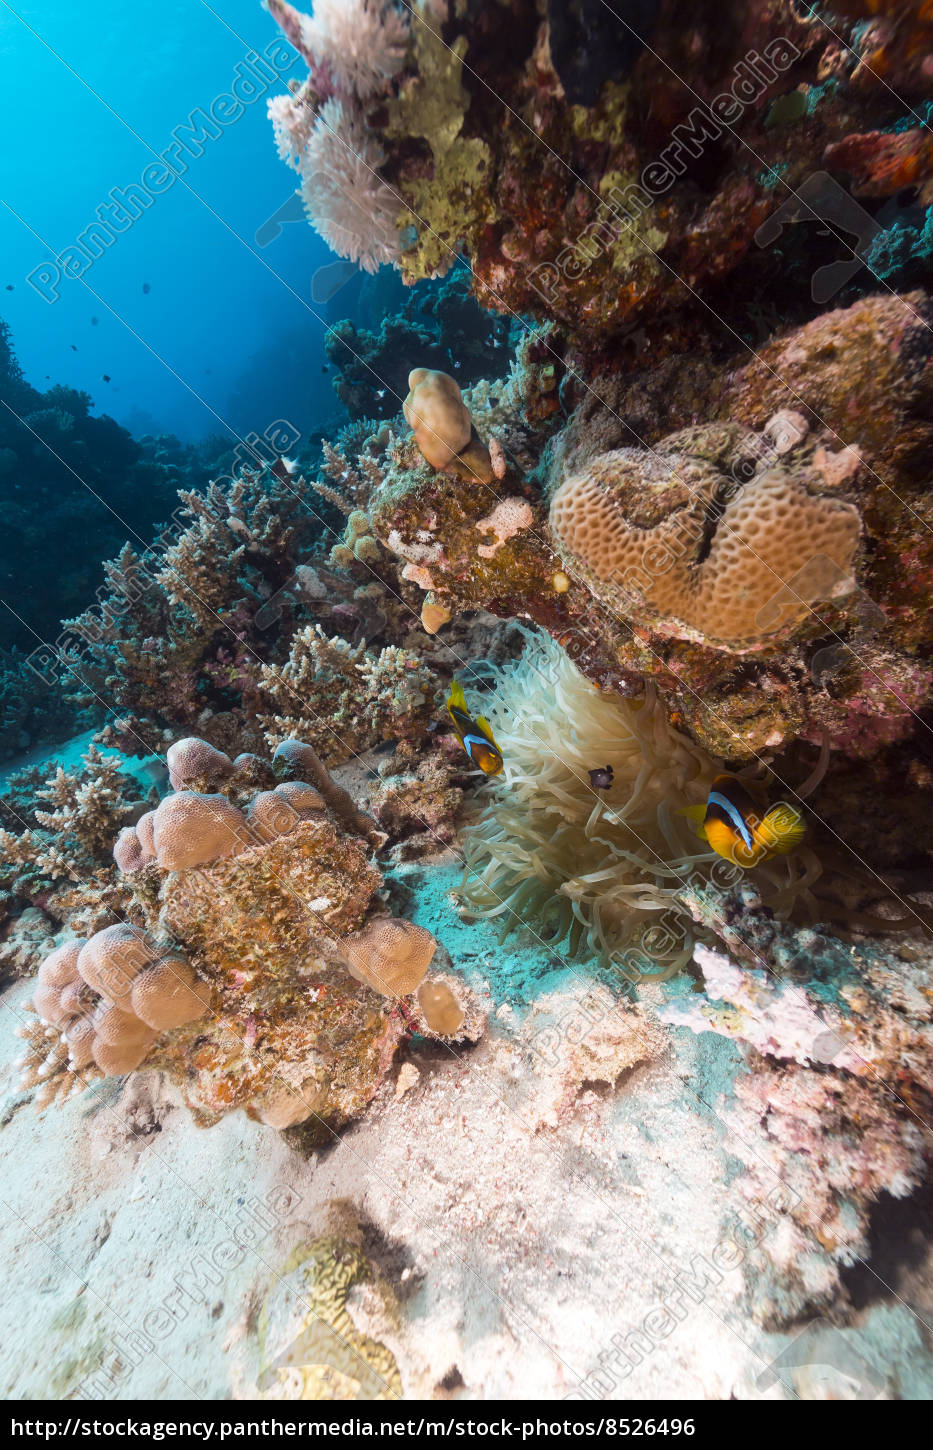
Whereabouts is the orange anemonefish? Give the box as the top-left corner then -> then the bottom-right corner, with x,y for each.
683,773 -> 807,868
446,680 -> 504,776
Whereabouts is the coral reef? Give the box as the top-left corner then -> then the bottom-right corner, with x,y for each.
16,927 -> 211,1107
63,462 -> 328,758
16,736 -> 481,1134
0,746 -> 144,979
267,0 -> 933,347
257,625 -> 438,764
322,269 -> 511,423
363,738 -> 466,859
361,293 -> 933,778
7,0 -> 933,1397
661,874 -> 933,1324
0,318 -> 188,653
0,649 -> 81,765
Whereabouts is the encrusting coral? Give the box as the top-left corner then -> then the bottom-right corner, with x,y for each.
255,1232 -> 403,1399
16,736 -> 481,1132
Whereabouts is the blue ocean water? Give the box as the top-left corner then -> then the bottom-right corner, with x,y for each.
0,0 -> 341,441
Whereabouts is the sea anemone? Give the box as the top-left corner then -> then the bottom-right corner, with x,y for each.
456,628 -> 721,979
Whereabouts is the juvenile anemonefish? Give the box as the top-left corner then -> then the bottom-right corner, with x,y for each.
446,680 -> 504,776
683,773 -> 807,868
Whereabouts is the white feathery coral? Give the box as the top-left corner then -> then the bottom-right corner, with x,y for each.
298,0 -> 410,100
268,90 -> 314,167
300,100 -> 403,273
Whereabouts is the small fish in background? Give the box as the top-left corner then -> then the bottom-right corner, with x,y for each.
135,756 -> 170,797
102,373 -> 111,382
70,344 -> 77,351
142,281 -> 151,294
321,365 -> 329,373
446,679 -> 504,776
4,283 -> 13,291
91,315 -> 99,325
588,765 -> 614,791
684,773 -> 806,867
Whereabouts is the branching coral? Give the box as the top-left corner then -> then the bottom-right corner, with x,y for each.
258,625 -> 438,765
458,627 -> 721,976
0,746 -> 141,977
63,462 -> 324,758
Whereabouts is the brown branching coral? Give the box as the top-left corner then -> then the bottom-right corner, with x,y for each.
315,435 -> 390,518
258,625 -> 438,765
63,462 -> 322,758
0,746 -> 141,978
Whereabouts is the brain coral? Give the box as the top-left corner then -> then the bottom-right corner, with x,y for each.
549,441 -> 862,647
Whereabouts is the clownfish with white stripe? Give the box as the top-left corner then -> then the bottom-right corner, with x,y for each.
683,773 -> 807,868
446,680 -> 504,776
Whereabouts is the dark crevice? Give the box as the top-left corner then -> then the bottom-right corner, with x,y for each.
840,1181 -> 933,1315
